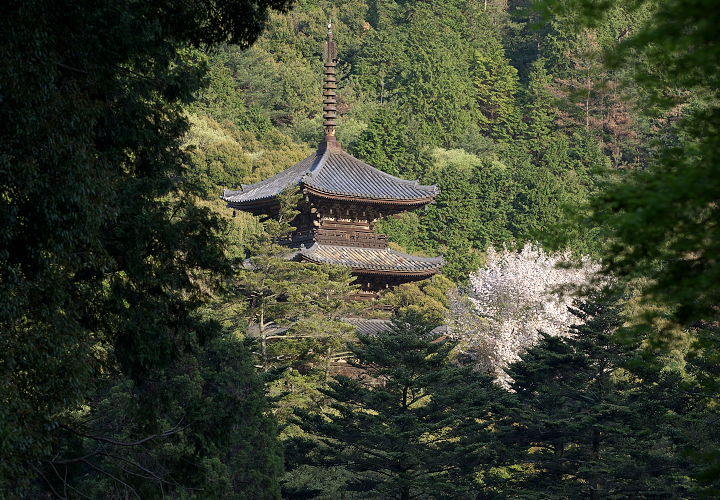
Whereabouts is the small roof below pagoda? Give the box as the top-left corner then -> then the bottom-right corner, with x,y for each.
342,318 -> 396,336
294,242 -> 444,276
222,136 -> 438,210
342,318 -> 450,336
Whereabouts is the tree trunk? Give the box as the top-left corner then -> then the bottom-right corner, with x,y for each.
585,95 -> 590,130
324,346 -> 332,384
260,305 -> 267,371
590,427 -> 601,500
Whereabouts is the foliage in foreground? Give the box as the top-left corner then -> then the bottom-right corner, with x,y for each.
0,0 -> 291,496
291,312 -> 508,499
291,297 -> 709,498
541,0 -> 720,490
69,335 -> 282,499
547,0 -> 720,331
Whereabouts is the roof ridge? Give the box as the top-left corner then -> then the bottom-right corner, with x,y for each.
222,138 -> 440,206
335,149 -> 434,188
221,153 -> 315,203
305,140 -> 331,177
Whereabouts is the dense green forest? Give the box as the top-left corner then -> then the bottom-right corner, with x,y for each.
2,0 -> 719,498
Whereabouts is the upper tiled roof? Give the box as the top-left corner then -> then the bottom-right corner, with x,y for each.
222,137 -> 438,207
222,156 -> 315,207
296,243 -> 443,275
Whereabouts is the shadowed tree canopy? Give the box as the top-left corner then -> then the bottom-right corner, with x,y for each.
0,0 -> 292,495
501,291 -> 695,498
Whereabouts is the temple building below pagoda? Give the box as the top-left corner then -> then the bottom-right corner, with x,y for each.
222,23 -> 443,297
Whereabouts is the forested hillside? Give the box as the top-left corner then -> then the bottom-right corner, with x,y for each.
187,0 -> 651,279
3,0 -> 719,498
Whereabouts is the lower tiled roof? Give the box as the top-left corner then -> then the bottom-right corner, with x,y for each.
296,243 -> 443,274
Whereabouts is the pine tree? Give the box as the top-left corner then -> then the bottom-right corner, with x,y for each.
230,189 -> 358,425
295,311 -> 508,499
500,291 -> 695,498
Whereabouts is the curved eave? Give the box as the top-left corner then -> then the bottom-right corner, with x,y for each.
303,185 -> 436,206
351,267 -> 442,277
223,197 -> 280,214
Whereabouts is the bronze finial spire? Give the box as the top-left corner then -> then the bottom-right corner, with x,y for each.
323,21 -> 338,137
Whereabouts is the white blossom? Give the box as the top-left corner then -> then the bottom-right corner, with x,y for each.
448,243 -> 600,384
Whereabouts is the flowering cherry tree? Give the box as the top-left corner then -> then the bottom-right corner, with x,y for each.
448,244 -> 601,383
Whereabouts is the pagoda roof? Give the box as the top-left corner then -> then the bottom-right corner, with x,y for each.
222,137 -> 439,209
294,243 -> 443,276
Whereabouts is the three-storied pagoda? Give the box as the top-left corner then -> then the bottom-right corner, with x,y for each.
223,23 -> 443,297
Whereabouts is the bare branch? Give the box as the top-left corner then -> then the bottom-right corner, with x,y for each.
47,462 -> 93,500
30,463 -> 64,499
81,459 -> 141,499
60,417 -> 186,447
98,451 -> 171,486
47,448 -> 102,465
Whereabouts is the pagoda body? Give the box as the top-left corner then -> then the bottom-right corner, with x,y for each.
223,24 -> 442,297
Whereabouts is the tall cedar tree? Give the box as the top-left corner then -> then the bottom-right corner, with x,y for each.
0,0 -> 291,496
501,291 -> 695,498
294,312 -> 508,499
